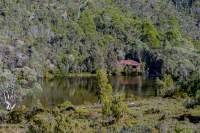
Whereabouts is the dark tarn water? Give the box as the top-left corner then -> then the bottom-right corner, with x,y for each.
22,76 -> 157,108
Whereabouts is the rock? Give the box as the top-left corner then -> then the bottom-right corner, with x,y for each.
175,114 -> 200,124
128,103 -> 142,108
184,97 -> 200,108
64,106 -> 76,111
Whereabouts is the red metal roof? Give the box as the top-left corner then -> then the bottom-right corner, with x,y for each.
118,60 -> 140,66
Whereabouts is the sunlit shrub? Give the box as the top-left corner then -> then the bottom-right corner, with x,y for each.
156,74 -> 175,96
78,10 -> 97,41
141,20 -> 160,49
58,101 -> 72,109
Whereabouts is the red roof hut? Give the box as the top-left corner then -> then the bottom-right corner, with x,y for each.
118,60 -> 140,68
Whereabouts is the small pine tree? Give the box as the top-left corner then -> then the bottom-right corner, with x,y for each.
96,69 -> 112,116
96,69 -> 127,120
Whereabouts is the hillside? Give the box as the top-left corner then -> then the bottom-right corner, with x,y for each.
0,0 -> 199,78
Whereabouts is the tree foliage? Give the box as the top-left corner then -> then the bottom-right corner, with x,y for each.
96,69 -> 127,120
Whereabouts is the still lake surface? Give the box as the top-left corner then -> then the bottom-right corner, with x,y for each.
22,76 -> 157,108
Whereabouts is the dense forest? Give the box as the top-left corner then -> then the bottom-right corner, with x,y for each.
0,0 -> 200,132
0,0 -> 199,76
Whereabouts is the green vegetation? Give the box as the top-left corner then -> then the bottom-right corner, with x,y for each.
164,18 -> 182,46
97,69 -> 127,120
0,0 -> 199,132
0,0 -> 199,77
141,20 -> 160,48
156,74 -> 175,97
180,72 -> 200,97
0,97 -> 199,133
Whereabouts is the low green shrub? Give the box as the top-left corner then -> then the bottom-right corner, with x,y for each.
156,74 -> 175,97
57,101 -> 72,109
111,95 -> 128,121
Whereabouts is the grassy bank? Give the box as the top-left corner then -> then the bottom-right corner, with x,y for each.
62,73 -> 96,78
0,97 -> 199,133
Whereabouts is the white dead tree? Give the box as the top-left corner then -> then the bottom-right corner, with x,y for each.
0,75 -> 17,111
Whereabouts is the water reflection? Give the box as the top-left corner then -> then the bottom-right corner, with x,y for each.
110,76 -> 156,96
22,76 -> 157,107
40,77 -> 98,107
